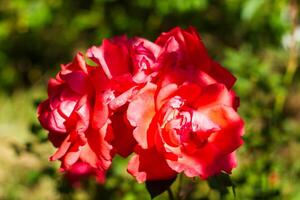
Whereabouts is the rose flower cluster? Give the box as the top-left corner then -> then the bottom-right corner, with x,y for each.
37,27 -> 244,184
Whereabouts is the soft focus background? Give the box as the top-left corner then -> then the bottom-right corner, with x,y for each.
0,0 -> 299,199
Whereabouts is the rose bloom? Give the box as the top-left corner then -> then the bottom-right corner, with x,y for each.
37,53 -> 113,177
86,35 -> 162,157
37,35 -> 162,178
126,27 -> 244,182
127,82 -> 244,182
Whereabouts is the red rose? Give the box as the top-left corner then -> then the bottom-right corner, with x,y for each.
37,53 -> 113,174
86,36 -> 162,157
127,82 -> 244,182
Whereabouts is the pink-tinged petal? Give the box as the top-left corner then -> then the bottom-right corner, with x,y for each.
132,71 -> 149,84
87,46 -> 113,79
47,78 -> 62,96
127,154 -> 146,183
109,86 -> 138,111
63,146 -> 81,168
155,27 -> 183,47
48,109 -> 67,132
161,124 -> 181,147
127,147 -> 177,183
191,111 -> 220,133
89,68 -> 112,130
127,83 -> 157,149
129,38 -> 161,83
92,93 -> 109,130
206,106 -> 244,154
166,156 -> 200,177
64,95 -> 90,133
173,83 -> 202,104
159,68 -> 216,89
49,93 -> 62,110
195,83 -> 236,109
110,73 -> 135,93
101,38 -> 131,76
61,53 -> 88,74
155,83 -> 178,110
60,71 -> 89,94
84,123 -> 113,171
90,67 -> 111,92
50,134 -> 72,161
79,143 -> 101,169
37,100 -> 52,131
194,70 -> 217,86
132,124 -> 155,150
74,95 -> 90,131
132,37 -> 161,58
111,109 -> 136,157
91,68 -> 115,129
166,142 -> 225,178
157,36 -> 180,61
58,100 -> 77,119
87,38 -> 130,79
59,87 -> 80,103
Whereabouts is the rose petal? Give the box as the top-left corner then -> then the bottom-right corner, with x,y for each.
61,53 -> 88,74
84,123 -> 113,170
209,61 -> 236,89
111,110 -> 136,157
50,134 -> 72,161
87,37 -> 130,79
60,71 -> 88,94
155,83 -> 178,110
48,132 -> 67,148
127,147 -> 177,183
195,83 -> 236,109
127,83 -> 157,148
205,106 -> 244,153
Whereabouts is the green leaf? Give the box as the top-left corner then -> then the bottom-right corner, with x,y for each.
145,176 -> 177,199
208,172 -> 235,197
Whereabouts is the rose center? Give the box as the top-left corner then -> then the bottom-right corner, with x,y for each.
160,96 -> 210,149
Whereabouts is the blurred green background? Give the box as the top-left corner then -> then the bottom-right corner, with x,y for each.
0,0 -> 299,199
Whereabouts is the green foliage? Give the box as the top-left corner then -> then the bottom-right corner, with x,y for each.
208,173 -> 235,197
0,0 -> 299,199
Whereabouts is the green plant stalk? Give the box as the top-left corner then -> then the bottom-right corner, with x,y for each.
167,187 -> 175,200
275,0 -> 299,115
176,173 -> 183,199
